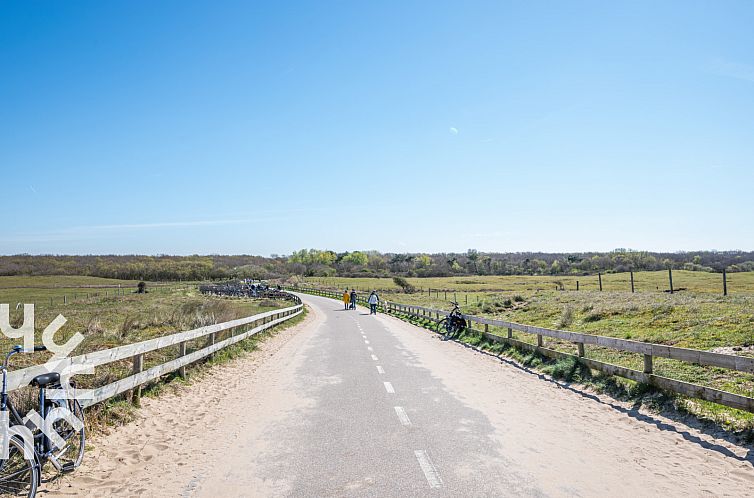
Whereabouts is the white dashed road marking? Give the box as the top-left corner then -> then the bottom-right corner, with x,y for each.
394,406 -> 411,426
414,450 -> 442,489
384,382 -> 395,394
364,340 -> 370,344
367,346 -> 373,351
376,366 -> 385,374
371,354 -> 379,361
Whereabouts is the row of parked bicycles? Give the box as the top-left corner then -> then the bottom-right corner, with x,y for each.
199,282 -> 296,303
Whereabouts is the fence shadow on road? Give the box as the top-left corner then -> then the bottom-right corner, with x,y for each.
448,336 -> 754,465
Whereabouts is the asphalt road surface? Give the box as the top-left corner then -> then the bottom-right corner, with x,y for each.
54,293 -> 754,497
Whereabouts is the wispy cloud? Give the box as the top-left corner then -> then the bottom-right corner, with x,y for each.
2,217 -> 281,245
449,127 -> 459,135
90,219 -> 257,230
709,59 -> 754,83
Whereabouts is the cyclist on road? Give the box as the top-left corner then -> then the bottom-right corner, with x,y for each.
368,290 -> 379,315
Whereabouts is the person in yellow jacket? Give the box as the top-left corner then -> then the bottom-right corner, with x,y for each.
342,289 -> 350,310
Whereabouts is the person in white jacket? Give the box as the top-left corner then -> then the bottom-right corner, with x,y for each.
367,291 -> 379,315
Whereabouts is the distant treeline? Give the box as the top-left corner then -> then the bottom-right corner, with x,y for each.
1,250 -> 753,281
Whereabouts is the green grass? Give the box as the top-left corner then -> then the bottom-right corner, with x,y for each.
0,275 -> 196,311
1,276 -> 294,432
296,274 -> 754,430
0,275 -> 146,288
305,270 -> 754,294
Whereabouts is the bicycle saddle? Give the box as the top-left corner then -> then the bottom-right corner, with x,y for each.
30,372 -> 60,388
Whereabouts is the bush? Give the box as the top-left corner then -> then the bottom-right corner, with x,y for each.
583,312 -> 604,323
557,306 -> 574,329
392,276 -> 416,293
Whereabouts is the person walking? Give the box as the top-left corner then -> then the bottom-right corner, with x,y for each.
342,289 -> 350,310
350,289 -> 357,309
367,290 -> 379,315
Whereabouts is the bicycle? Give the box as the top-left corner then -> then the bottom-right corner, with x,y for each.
437,302 -> 467,340
0,345 -> 85,497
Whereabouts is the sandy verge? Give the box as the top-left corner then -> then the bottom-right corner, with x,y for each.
41,305 -> 322,498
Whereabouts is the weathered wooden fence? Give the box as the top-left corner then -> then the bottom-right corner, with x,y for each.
291,287 -> 754,413
8,296 -> 303,408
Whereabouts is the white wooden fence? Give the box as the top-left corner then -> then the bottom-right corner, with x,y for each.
9,299 -> 303,408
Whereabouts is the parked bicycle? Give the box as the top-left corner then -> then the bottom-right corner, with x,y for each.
437,302 -> 467,340
0,345 -> 85,497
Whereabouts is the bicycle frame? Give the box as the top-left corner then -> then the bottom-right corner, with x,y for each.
1,347 -> 54,466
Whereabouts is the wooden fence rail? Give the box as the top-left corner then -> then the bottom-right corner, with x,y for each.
8,297 -> 303,409
290,287 -> 754,413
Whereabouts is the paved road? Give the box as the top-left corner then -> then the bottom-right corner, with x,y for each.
56,293 -> 754,497
233,294 -> 538,497
191,294 -> 753,497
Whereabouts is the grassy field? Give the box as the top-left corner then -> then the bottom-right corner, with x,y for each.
0,276 -> 292,430
0,276 -> 194,311
300,272 -> 754,430
306,270 -> 754,294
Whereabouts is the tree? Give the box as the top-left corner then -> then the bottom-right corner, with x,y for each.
342,251 -> 368,266
467,249 -> 479,274
416,254 -> 432,268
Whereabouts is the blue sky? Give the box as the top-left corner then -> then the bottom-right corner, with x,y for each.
1,1 -> 753,255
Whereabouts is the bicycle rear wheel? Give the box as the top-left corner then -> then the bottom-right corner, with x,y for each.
0,436 -> 38,497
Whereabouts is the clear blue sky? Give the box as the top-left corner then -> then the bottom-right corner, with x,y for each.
2,1 -> 753,255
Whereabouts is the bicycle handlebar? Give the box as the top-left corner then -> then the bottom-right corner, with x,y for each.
4,345 -> 46,368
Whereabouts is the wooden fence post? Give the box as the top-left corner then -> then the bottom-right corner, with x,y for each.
132,354 -> 144,407
208,332 -> 216,360
577,343 -> 585,357
507,327 -> 513,339
178,342 -> 187,379
537,334 -> 543,348
723,268 -> 728,296
644,354 -> 653,374
630,271 -> 635,293
598,273 -> 603,291
668,268 -> 674,294
576,280 -> 579,291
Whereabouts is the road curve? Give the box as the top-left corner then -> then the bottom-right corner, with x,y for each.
48,294 -> 754,497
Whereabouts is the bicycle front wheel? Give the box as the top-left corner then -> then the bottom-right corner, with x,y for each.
49,398 -> 85,472
0,436 -> 38,497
